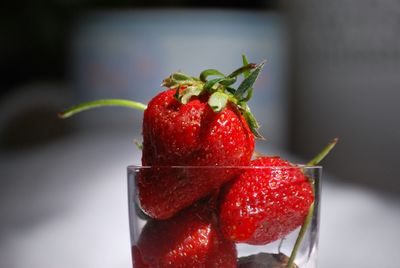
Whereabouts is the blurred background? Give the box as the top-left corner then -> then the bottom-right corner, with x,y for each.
1,1 -> 400,267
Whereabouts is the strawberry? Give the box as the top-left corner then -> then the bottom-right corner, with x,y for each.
218,156 -> 314,245
137,62 -> 265,219
60,60 -> 265,219
138,88 -> 255,219
132,200 -> 237,268
141,89 -> 254,166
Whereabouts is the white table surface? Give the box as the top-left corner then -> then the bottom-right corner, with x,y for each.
1,130 -> 399,268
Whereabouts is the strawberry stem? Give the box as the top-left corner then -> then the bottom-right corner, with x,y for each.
58,99 -> 147,119
307,138 -> 339,166
286,202 -> 315,268
286,138 -> 338,268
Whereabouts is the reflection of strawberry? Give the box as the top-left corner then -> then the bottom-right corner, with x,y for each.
133,201 -> 237,268
219,156 -> 314,245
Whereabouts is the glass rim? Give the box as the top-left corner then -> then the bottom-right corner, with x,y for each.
127,165 -> 322,170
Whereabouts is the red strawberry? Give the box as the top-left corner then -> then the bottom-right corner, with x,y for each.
132,200 -> 237,268
59,60 -> 265,219
141,89 -> 254,166
138,89 -> 255,219
219,156 -> 314,245
136,62 -> 265,219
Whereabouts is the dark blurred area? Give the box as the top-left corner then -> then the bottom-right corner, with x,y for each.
0,1 -> 276,96
1,1 -> 400,267
0,0 -> 280,151
287,0 -> 400,195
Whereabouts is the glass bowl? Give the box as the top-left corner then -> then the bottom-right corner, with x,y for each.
128,165 -> 322,268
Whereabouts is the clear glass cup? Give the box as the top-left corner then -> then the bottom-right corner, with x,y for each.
128,165 -> 322,268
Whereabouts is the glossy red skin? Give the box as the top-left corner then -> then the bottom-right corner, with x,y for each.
219,157 -> 314,245
142,89 -> 254,166
132,201 -> 237,268
139,89 -> 254,219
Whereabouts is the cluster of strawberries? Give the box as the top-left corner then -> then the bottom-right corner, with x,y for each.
134,61 -> 315,267
61,58 -> 334,267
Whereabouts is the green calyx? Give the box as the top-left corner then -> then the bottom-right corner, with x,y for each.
163,56 -> 266,138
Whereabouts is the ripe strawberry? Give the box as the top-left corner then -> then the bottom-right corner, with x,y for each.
138,88 -> 255,219
132,200 -> 237,268
136,61 -> 265,219
218,156 -> 314,245
141,89 -> 254,166
59,59 -> 266,219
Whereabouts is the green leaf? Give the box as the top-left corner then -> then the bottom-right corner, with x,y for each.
227,63 -> 257,78
203,77 -> 226,91
162,72 -> 195,88
161,76 -> 177,88
219,77 -> 237,86
180,86 -> 203,104
242,54 -> 251,78
241,87 -> 253,102
208,92 -> 228,112
199,69 -> 225,82
172,72 -> 193,81
204,77 -> 237,91
171,72 -> 194,86
235,61 -> 265,100
226,87 -> 236,94
241,103 -> 263,139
